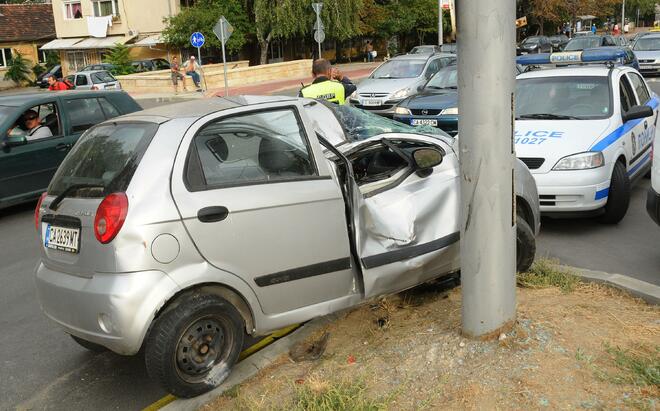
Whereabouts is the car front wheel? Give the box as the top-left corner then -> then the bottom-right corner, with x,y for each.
145,293 -> 244,398
516,215 -> 536,273
600,161 -> 630,224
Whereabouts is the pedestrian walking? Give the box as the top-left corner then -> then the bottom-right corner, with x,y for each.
365,40 -> 374,62
591,24 -> 597,34
184,56 -> 202,91
170,56 -> 187,93
624,22 -> 630,34
613,24 -> 620,35
299,59 -> 356,105
46,74 -> 68,91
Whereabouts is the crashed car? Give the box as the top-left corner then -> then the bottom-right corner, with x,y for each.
34,96 -> 539,398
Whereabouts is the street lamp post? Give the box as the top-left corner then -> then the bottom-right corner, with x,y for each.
622,0 -> 626,28
457,0 -> 517,338
438,0 -> 443,46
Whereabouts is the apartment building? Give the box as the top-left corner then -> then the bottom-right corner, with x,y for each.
42,0 -> 182,74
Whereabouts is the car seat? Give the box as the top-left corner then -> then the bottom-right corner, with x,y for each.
258,138 -> 306,177
42,113 -> 59,136
366,150 -> 407,177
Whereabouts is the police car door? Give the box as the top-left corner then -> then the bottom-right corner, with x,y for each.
625,71 -> 657,177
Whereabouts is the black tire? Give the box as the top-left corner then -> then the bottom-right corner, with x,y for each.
599,161 -> 630,224
516,215 -> 536,273
144,293 -> 244,398
70,335 -> 107,353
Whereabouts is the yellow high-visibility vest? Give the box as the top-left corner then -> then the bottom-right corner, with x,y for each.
300,79 -> 346,104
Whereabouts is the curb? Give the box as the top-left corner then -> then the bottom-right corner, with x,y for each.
564,265 -> 660,305
160,316 -> 335,411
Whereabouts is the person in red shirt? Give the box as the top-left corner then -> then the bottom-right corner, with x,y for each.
47,75 -> 68,91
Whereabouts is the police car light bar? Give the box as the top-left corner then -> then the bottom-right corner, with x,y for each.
517,47 -> 627,66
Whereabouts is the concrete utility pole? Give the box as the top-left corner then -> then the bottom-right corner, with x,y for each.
438,0 -> 444,46
457,0 -> 517,338
622,0 -> 626,27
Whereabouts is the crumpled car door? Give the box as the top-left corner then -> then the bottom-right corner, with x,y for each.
343,137 -> 462,298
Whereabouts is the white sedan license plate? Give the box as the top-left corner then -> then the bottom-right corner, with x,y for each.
44,224 -> 80,253
361,99 -> 382,106
411,118 -> 438,126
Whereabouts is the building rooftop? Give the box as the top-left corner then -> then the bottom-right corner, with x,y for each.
0,4 -> 56,43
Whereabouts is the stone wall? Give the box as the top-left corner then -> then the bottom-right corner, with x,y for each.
117,59 -> 313,94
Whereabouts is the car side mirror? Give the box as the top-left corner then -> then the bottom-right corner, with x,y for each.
622,104 -> 653,123
1,136 -> 27,152
412,148 -> 443,177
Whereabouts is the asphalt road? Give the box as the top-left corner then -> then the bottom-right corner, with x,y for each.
2,81 -> 660,411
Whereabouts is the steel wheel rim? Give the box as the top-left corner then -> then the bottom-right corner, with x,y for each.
174,315 -> 232,383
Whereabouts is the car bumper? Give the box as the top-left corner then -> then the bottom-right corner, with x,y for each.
647,186 -> 660,225
639,64 -> 660,75
35,263 -> 180,355
532,168 -> 610,213
393,115 -> 459,136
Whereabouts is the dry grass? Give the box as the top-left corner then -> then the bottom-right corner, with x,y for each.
517,258 -> 581,292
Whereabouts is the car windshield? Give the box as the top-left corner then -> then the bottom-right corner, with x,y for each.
91,71 -> 116,83
633,37 -> 660,51
328,104 -> 448,141
370,60 -> 427,79
48,122 -> 158,198
425,66 -> 457,90
410,46 -> 435,54
522,37 -> 541,45
516,76 -> 611,120
564,37 -> 601,51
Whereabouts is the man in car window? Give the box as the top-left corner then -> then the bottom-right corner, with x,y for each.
299,59 -> 356,105
22,109 -> 52,140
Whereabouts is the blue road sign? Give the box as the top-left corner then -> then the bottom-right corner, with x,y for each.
190,32 -> 205,48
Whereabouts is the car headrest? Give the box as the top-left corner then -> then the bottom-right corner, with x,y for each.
43,113 -> 58,128
258,138 -> 296,174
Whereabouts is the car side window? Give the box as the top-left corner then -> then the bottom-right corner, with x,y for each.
75,75 -> 88,86
8,103 -> 60,141
65,98 -> 107,133
628,72 -> 651,104
186,108 -> 317,190
620,76 -> 637,113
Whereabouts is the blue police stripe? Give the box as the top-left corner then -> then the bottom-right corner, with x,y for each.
627,152 -> 652,176
590,97 -> 659,152
595,187 -> 609,200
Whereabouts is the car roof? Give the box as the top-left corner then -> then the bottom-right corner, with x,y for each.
518,65 -> 621,79
391,52 -> 454,61
0,90 -> 126,107
119,95 -> 296,121
638,33 -> 660,39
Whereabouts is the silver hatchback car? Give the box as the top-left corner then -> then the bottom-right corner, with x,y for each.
34,96 -> 539,397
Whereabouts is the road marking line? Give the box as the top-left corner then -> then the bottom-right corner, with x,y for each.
141,323 -> 302,411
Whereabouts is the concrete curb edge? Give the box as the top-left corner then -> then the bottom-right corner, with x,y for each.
161,315 -> 336,411
563,265 -> 660,305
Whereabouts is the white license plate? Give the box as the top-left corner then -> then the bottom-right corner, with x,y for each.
361,99 -> 382,106
44,224 -> 80,253
411,118 -> 438,126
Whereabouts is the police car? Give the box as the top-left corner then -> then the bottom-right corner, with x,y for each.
647,127 -> 660,225
517,49 -> 658,223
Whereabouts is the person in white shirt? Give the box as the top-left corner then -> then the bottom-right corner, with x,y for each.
22,110 -> 52,140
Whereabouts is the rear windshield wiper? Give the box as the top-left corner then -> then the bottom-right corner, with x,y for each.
516,113 -> 580,120
49,183 -> 105,211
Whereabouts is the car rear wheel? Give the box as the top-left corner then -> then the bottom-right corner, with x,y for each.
600,161 -> 630,224
70,335 -> 107,353
516,215 -> 536,273
145,293 -> 244,398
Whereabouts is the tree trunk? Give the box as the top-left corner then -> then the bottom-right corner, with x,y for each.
257,30 -> 272,65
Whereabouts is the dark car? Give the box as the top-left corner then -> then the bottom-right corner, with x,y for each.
548,34 -> 569,51
393,64 -> 523,136
0,91 -> 141,209
564,35 -> 617,51
517,36 -> 553,55
131,58 -> 170,73
37,65 -> 62,88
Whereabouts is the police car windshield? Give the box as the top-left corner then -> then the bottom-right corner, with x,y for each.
516,76 -> 611,120
371,60 -> 427,79
633,37 -> 660,51
564,37 -> 601,51
425,66 -> 457,90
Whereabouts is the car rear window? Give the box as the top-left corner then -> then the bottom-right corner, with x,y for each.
48,122 -> 158,197
91,71 -> 116,84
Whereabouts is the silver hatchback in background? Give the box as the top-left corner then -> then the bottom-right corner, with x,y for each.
350,53 -> 456,117
34,96 -> 538,398
72,70 -> 121,90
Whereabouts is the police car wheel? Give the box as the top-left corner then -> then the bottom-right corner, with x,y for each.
599,161 -> 630,224
516,215 -> 536,273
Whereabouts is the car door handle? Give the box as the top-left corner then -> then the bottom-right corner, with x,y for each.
55,143 -> 71,151
197,206 -> 229,223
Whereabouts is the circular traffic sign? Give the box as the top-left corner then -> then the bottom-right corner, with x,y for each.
190,32 -> 205,48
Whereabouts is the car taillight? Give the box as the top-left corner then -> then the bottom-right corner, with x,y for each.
35,192 -> 47,231
94,193 -> 128,244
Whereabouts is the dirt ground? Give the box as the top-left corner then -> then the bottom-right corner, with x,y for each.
204,279 -> 659,410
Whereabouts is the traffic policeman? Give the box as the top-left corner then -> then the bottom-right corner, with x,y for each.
299,59 -> 356,104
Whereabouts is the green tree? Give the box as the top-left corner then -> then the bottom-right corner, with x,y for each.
45,51 -> 60,70
3,51 -> 32,86
162,0 -> 250,56
103,43 -> 134,75
253,0 -> 309,65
